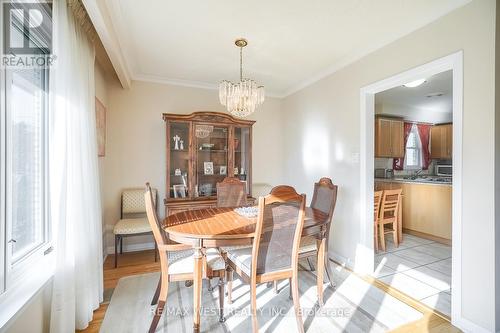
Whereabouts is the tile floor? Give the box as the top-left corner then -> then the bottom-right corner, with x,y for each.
373,233 -> 452,317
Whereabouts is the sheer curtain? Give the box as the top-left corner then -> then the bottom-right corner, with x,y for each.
49,0 -> 103,331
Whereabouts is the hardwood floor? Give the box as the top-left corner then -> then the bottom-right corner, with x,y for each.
78,250 -> 460,333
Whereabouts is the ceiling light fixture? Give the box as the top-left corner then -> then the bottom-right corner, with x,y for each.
403,78 -> 426,88
219,38 -> 265,118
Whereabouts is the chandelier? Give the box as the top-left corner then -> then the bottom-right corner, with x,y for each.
219,38 -> 265,118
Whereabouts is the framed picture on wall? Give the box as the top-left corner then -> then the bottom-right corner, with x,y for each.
95,97 -> 106,157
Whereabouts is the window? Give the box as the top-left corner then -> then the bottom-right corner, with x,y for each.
1,14 -> 50,295
404,124 -> 423,170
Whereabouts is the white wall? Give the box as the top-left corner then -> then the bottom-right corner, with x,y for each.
101,80 -> 284,251
282,1 -> 496,331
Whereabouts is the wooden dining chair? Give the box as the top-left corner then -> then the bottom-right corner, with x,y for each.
378,189 -> 402,252
216,176 -> 248,207
373,190 -> 383,253
225,185 -> 306,333
144,183 -> 227,333
286,177 -> 337,306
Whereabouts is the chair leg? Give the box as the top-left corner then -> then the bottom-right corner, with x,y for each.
289,278 -> 292,300
250,281 -> 258,333
151,276 -> 161,305
379,223 -> 386,252
226,266 -> 233,304
114,235 -> 119,268
306,257 -> 315,271
393,220 -> 399,248
273,280 -> 278,294
374,222 -> 379,253
291,276 -> 305,333
120,236 -> 123,254
324,258 -> 335,289
218,275 -> 225,322
154,242 -> 158,262
207,278 -> 215,292
149,274 -> 169,333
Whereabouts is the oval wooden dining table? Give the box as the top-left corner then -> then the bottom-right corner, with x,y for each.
163,206 -> 330,333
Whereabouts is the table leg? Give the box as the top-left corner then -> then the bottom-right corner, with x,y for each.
193,245 -> 203,333
316,238 -> 325,306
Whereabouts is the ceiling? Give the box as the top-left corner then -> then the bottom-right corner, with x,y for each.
98,0 -> 470,97
375,70 -> 453,113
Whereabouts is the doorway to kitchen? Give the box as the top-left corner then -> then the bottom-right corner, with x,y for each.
373,70 -> 453,317
359,52 -> 463,325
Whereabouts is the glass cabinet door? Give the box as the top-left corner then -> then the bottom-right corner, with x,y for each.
234,127 -> 250,195
168,122 -> 190,199
195,124 -> 228,197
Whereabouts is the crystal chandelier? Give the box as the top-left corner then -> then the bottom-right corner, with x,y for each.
219,39 -> 265,117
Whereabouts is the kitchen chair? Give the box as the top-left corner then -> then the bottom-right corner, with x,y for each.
290,177 -> 338,306
113,187 -> 158,268
144,183 -> 227,333
225,185 -> 306,333
374,190 -> 383,253
378,189 -> 402,252
216,177 -> 248,207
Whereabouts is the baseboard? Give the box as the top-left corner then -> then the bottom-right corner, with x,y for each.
106,241 -> 156,255
328,251 -> 354,271
403,228 -> 452,246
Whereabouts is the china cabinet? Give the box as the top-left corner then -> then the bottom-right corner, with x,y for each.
163,112 -> 255,216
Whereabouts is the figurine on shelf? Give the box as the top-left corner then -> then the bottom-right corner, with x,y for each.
179,140 -> 184,150
174,168 -> 181,176
173,135 -> 180,150
234,167 -> 238,175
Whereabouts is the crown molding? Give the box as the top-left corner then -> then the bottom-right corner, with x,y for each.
82,0 -> 132,89
132,74 -> 284,98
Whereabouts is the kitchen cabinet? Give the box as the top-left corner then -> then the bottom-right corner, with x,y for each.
375,180 -> 451,242
430,124 -> 452,159
375,117 -> 404,158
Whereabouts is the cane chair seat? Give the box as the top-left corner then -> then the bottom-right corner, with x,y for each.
168,248 -> 225,275
298,236 -> 318,254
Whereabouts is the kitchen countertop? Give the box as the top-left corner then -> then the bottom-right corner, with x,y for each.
375,176 -> 452,186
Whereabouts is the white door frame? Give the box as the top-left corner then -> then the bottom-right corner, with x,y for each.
359,51 -> 463,327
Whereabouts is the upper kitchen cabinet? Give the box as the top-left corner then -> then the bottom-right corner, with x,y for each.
375,117 -> 404,158
430,124 -> 452,159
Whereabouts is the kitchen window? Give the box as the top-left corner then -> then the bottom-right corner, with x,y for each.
404,124 -> 423,170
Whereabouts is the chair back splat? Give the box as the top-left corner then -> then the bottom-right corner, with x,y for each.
252,185 -> 306,276
216,177 -> 248,208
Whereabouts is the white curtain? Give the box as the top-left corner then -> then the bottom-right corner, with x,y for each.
49,0 -> 103,331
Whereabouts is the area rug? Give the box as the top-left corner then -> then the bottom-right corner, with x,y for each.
99,262 -> 422,332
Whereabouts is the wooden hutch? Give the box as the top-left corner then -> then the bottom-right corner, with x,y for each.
163,112 -> 255,216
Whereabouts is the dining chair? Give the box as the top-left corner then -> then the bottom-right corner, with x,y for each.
378,188 -> 402,252
216,176 -> 248,207
144,183 -> 227,333
294,177 -> 338,304
374,190 -> 383,253
225,185 -> 306,333
113,187 -> 158,268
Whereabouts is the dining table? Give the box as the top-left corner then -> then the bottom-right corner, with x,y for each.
163,206 -> 330,333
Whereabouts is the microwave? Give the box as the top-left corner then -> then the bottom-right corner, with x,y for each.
436,164 -> 452,176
